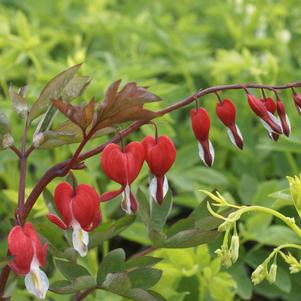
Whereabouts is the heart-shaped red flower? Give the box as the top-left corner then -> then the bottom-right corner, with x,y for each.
142,135 -> 176,204
100,141 -> 145,214
8,223 -> 49,298
47,182 -> 100,256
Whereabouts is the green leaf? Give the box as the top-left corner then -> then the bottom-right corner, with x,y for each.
164,228 -> 219,248
97,249 -> 126,285
55,259 -> 90,280
29,64 -> 82,120
90,215 -> 135,248
137,188 -> 151,226
274,266 -> 292,293
150,190 -> 173,232
49,280 -> 75,294
246,225 -> 301,246
42,188 -> 56,214
128,268 -> 162,289
127,288 -> 167,301
37,222 -> 65,251
101,272 -> 132,295
72,275 -> 97,291
124,256 -> 162,270
228,263 -> 252,300
49,276 -> 96,294
120,221 -> 152,246
0,256 -> 12,269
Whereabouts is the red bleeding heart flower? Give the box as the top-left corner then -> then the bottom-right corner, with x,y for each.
47,182 -> 100,257
247,94 -> 282,134
260,97 -> 279,141
293,92 -> 301,114
216,99 -> 244,149
190,107 -> 214,167
8,223 -> 48,299
100,141 -> 145,214
276,98 -> 291,137
142,135 -> 176,204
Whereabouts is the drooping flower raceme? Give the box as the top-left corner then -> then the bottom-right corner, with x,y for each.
100,141 -> 145,214
142,135 -> 176,204
190,107 -> 214,167
216,99 -> 244,149
8,223 -> 48,299
247,93 -> 282,135
47,182 -> 100,257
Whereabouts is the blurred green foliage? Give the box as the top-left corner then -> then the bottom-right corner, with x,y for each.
1,0 -> 301,300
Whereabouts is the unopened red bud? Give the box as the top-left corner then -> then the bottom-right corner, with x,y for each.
276,99 -> 291,137
293,93 -> 301,115
216,99 -> 244,149
190,108 -> 214,167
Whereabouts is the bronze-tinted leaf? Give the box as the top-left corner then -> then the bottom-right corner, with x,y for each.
94,81 -> 161,129
83,98 -> 96,128
29,64 -> 82,121
96,105 -> 159,130
53,98 -> 95,130
116,82 -> 161,106
96,80 -> 121,118
9,85 -> 28,116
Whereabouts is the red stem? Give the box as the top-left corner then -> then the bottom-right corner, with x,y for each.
9,145 -> 21,158
17,114 -> 30,217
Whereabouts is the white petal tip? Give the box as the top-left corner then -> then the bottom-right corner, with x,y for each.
25,269 -> 49,299
121,185 -> 133,214
198,141 -> 214,167
72,225 -> 89,257
149,176 -> 169,203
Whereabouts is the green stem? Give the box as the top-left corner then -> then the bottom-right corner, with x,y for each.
264,243 -> 301,263
235,205 -> 301,239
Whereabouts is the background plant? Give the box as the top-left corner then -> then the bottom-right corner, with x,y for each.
1,0 -> 301,300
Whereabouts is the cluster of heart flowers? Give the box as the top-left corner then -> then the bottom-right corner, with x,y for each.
6,88 -> 301,299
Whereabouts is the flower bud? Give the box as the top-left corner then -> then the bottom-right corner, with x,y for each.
267,263 -> 277,283
190,108 -> 214,167
251,264 -> 267,285
216,99 -> 244,149
215,246 -> 233,268
276,98 -> 291,137
292,93 -> 301,114
2,133 -> 14,148
230,234 -> 239,263
32,133 -> 45,148
287,175 -> 301,218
